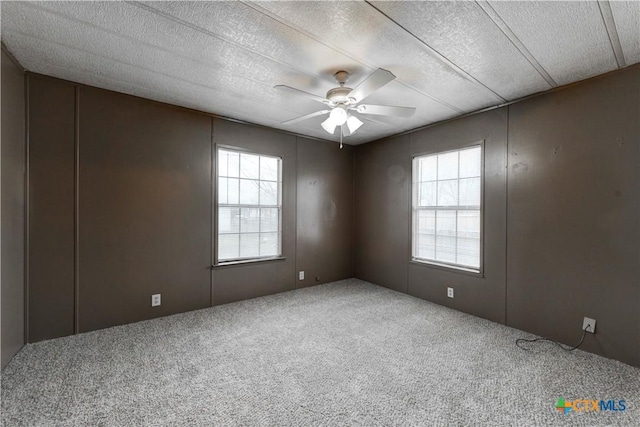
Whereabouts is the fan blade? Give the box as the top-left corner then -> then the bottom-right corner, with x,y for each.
282,110 -> 330,125
356,114 -> 394,127
347,68 -> 396,103
274,85 -> 329,104
357,104 -> 416,118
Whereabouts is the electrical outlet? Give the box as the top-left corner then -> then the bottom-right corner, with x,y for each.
299,271 -> 304,281
151,294 -> 161,307
582,317 -> 596,333
447,287 -> 454,298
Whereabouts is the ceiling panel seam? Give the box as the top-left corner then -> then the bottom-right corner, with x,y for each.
5,29 -> 311,121
126,1 -> 337,87
597,0 -> 627,68
365,0 -> 506,103
20,2 -> 296,99
240,0 -> 464,115
476,0 -> 557,88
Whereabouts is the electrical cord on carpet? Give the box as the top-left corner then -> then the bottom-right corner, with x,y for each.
516,326 -> 590,351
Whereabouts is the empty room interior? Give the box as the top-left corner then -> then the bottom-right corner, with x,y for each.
1,1 -> 639,425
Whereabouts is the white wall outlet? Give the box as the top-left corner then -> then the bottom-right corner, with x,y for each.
447,287 -> 454,298
299,271 -> 304,281
151,294 -> 161,307
582,317 -> 596,333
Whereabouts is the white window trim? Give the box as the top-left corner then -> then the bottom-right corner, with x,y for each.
214,145 -> 283,266
411,143 -> 484,275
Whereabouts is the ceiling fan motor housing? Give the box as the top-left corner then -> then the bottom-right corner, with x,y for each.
326,86 -> 354,104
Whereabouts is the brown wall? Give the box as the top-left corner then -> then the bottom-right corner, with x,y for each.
27,76 -> 76,342
1,48 -> 26,368
23,66 -> 639,367
506,66 -> 640,366
297,137 -> 353,287
25,74 -> 354,340
354,134 -> 410,293
354,66 -> 640,367
78,87 -> 212,332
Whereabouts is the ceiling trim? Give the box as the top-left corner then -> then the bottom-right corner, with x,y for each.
597,0 -> 627,68
241,0 -> 464,115
475,0 -> 557,88
365,0 -> 507,103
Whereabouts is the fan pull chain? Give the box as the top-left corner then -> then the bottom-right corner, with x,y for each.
340,128 -> 343,149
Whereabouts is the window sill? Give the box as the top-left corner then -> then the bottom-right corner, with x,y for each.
410,259 -> 484,278
213,256 -> 286,269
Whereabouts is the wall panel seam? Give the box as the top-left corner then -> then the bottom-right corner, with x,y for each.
24,74 -> 31,343
504,105 -> 509,326
210,117 -> 214,307
74,85 -> 80,334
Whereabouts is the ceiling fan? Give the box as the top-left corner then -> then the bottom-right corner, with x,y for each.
275,68 -> 416,141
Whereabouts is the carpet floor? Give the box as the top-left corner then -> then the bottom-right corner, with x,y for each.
2,279 -> 639,426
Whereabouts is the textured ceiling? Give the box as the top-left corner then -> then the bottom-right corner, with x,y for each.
2,1 -> 638,145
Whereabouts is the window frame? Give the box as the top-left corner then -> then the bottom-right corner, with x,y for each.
214,144 -> 284,266
410,141 -> 485,275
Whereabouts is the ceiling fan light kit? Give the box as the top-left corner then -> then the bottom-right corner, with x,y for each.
276,68 -> 416,144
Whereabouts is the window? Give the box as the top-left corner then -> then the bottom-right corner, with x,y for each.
412,145 -> 482,272
217,148 -> 282,264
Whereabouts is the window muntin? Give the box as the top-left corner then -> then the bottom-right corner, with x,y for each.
217,149 -> 282,263
412,145 -> 482,272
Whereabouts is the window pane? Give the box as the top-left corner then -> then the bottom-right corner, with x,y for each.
260,232 -> 279,257
240,233 -> 260,258
435,236 -> 456,263
217,150 -> 282,263
457,210 -> 480,239
457,237 -> 480,268
460,146 -> 481,178
436,210 -> 456,237
259,181 -> 278,206
419,182 -> 437,207
240,153 -> 260,179
417,210 -> 436,234
219,234 -> 239,260
227,178 -> 239,205
218,207 -> 239,234
218,177 -> 228,205
437,180 -> 458,206
419,155 -> 437,182
218,150 -> 229,177
437,152 -> 458,180
260,156 -> 279,181
239,179 -> 259,205
240,208 -> 260,233
417,233 -> 435,259
459,177 -> 481,206
261,208 -> 279,232
412,146 -> 482,271
227,151 -> 240,178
